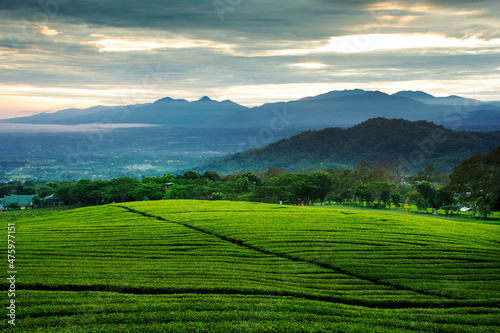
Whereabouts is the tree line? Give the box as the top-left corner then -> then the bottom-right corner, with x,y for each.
1,147 -> 499,219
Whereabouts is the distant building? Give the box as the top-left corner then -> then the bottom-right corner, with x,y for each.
1,194 -> 37,210
42,194 -> 62,207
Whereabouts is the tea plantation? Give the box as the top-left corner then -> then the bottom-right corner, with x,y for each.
1,200 -> 499,332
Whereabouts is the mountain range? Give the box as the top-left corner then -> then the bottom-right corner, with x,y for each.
4,89 -> 500,131
2,89 -> 500,180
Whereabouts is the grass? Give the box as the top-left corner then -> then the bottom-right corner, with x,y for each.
0,205 -> 80,221
317,203 -> 500,225
1,200 -> 499,332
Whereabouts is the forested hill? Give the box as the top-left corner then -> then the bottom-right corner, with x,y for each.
200,118 -> 500,173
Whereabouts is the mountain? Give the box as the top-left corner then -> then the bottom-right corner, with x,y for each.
300,89 -> 367,101
1,105 -> 121,124
40,97 -> 247,126
392,90 -> 436,100
391,91 -> 500,131
3,90 -> 499,133
227,90 -> 444,130
199,118 -> 500,173
392,90 -> 496,108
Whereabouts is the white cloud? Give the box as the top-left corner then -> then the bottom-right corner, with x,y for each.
36,26 -> 61,36
270,34 -> 500,55
291,63 -> 328,69
85,35 -> 234,53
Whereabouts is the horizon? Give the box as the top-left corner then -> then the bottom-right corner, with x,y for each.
1,1 -> 499,119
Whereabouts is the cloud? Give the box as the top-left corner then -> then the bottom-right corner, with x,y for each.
36,25 -> 60,36
85,35 -> 233,53
270,34 -> 500,55
0,0 -> 499,117
291,63 -> 328,69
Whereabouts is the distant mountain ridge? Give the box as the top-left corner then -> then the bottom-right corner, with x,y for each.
3,97 -> 248,126
392,90 -> 436,100
3,89 -> 500,131
199,118 -> 500,173
2,105 -> 124,124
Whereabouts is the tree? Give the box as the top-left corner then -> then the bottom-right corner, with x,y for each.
55,182 -> 77,205
0,185 -> 17,197
130,182 -> 164,201
407,191 -> 424,212
416,181 -> 436,213
391,192 -> 401,210
165,185 -> 188,199
475,196 -> 491,220
449,147 -> 500,218
369,182 -> 392,207
239,172 -> 262,186
313,171 -> 335,204
35,186 -> 53,198
252,185 -> 293,204
356,184 -> 373,206
106,178 -> 140,203
258,167 -> 291,181
434,187 -> 454,215
234,176 -> 252,193
68,179 -> 108,205
182,170 -> 201,180
272,174 -> 317,204
203,171 -> 222,182
18,186 -> 37,195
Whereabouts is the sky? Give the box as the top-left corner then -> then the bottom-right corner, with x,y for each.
0,0 -> 499,119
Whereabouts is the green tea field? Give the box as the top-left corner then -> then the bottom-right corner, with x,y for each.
2,200 -> 499,332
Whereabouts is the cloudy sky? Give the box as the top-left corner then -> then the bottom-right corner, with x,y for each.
0,0 -> 499,118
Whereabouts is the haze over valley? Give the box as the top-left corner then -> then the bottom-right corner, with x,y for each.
1,89 -> 499,180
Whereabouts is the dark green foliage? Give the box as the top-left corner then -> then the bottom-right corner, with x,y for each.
475,196 -> 492,219
182,170 -> 202,180
201,118 -> 500,173
434,188 -> 454,214
391,192 -> 402,210
416,181 -> 436,213
35,185 -> 54,198
203,171 -> 222,182
356,183 -> 374,206
449,146 -> 500,213
106,177 -> 140,203
313,171 -> 335,204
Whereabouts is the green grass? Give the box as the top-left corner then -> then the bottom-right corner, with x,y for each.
0,206 -> 79,221
317,203 -> 500,225
1,200 -> 499,332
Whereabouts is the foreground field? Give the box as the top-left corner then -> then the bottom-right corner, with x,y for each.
1,200 -> 499,332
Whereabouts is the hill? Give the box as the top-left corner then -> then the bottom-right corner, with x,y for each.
200,118 -> 500,173
3,200 -> 499,331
